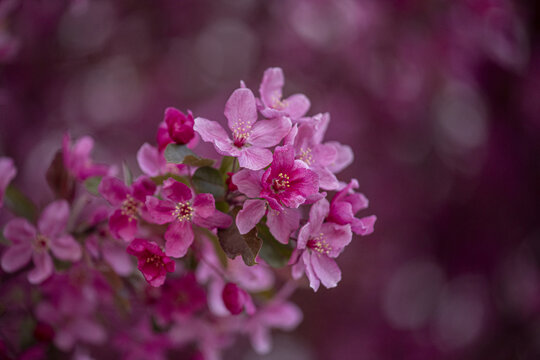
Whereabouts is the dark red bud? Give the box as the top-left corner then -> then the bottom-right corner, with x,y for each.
226,172 -> 238,192
164,107 -> 195,145
222,282 -> 245,315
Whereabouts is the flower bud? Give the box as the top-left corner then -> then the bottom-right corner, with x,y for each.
222,282 -> 246,315
165,107 -> 195,145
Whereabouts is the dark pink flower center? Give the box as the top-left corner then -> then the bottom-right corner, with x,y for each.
307,233 -> 331,256
121,195 -> 141,221
271,95 -> 287,110
172,201 -> 193,222
231,119 -> 251,148
146,253 -> 164,267
272,172 -> 291,193
33,234 -> 49,252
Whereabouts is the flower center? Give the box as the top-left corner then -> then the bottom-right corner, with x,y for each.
297,147 -> 313,166
33,234 -> 49,252
121,195 -> 140,221
146,253 -> 164,266
307,233 -> 331,256
231,119 -> 252,148
272,172 -> 291,193
172,201 -> 193,222
272,95 -> 288,110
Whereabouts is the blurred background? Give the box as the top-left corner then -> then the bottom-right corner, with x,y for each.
1,0 -> 540,359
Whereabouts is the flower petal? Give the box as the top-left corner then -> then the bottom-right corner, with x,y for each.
303,251 -> 320,292
352,215 -> 377,236
49,235 -> 82,262
131,176 -> 157,202
308,198 -> 330,231
224,88 -> 258,131
38,200 -> 69,238
284,94 -> 310,120
266,207 -> 300,244
145,197 -> 176,225
232,169 -> 263,198
320,222 -> 352,257
249,117 -> 291,148
193,117 -> 234,155
28,252 -> 54,284
109,210 -> 138,242
137,143 -> 166,177
193,193 -> 215,219
238,147 -> 273,171
1,244 -> 32,272
194,210 -> 232,229
165,221 -> 194,258
162,178 -> 192,203
314,166 -> 339,191
259,67 -> 284,108
3,218 -> 36,245
236,199 -> 266,234
326,141 -> 353,173
310,254 -> 341,289
99,177 -> 130,206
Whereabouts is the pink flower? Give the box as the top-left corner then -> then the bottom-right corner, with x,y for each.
327,179 -> 377,236
292,198 -> 352,291
126,238 -> 175,287
0,200 -> 82,284
0,156 -> 16,207
286,114 -> 354,190
260,145 -> 319,211
145,178 -> 232,258
98,176 -> 156,242
156,273 -> 207,322
165,107 -> 195,145
62,133 -> 110,181
222,282 -> 255,316
194,88 -> 291,170
258,67 -> 310,120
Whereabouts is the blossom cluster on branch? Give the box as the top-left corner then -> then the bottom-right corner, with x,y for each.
0,68 -> 375,359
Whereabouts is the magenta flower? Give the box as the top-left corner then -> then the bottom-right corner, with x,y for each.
62,133 -> 110,181
126,238 -> 175,287
292,198 -> 352,291
165,107 -> 195,145
260,145 -> 319,211
0,157 -> 16,207
156,273 -> 207,323
0,200 -> 81,284
194,88 -> 292,170
98,176 -> 157,242
327,179 -> 377,236
145,178 -> 232,258
258,67 -> 310,120
222,282 -> 255,315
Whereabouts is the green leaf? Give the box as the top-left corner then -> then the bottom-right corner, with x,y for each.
219,156 -> 235,175
4,185 -> 37,221
215,201 -> 229,214
164,143 -> 195,164
182,155 -> 215,167
218,209 -> 262,266
192,167 -> 225,198
84,176 -> 102,196
257,223 -> 294,268
122,162 -> 133,186
150,173 -> 189,186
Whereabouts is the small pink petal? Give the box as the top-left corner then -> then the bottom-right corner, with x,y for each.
109,210 -> 138,242
303,251 -> 320,292
49,235 -> 82,262
165,221 -> 194,258
38,200 -> 69,238
224,88 -> 258,131
352,215 -> 377,236
193,210 -> 232,229
162,178 -> 192,203
3,218 -> 36,245
266,207 -> 300,244
193,118 -> 232,155
232,169 -> 263,198
193,193 -> 215,218
236,199 -> 266,234
1,243 -> 32,272
310,254 -> 341,289
259,67 -> 284,108
137,143 -> 166,177
28,252 -> 54,284
249,117 -> 291,147
238,147 -> 273,171
99,177 -> 130,206
308,198 -> 330,230
326,141 -> 353,173
284,94 -> 310,120
145,197 -> 177,225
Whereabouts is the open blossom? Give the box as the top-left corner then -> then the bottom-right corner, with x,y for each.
258,67 -> 310,120
194,88 -> 291,170
127,238 -> 175,287
0,157 -> 16,207
145,178 -> 232,257
98,176 -> 156,242
155,273 -> 207,323
62,133 -> 110,181
327,179 -> 377,236
291,198 -> 352,291
1,200 -> 82,284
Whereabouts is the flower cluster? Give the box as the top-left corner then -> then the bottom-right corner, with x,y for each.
0,68 -> 375,359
